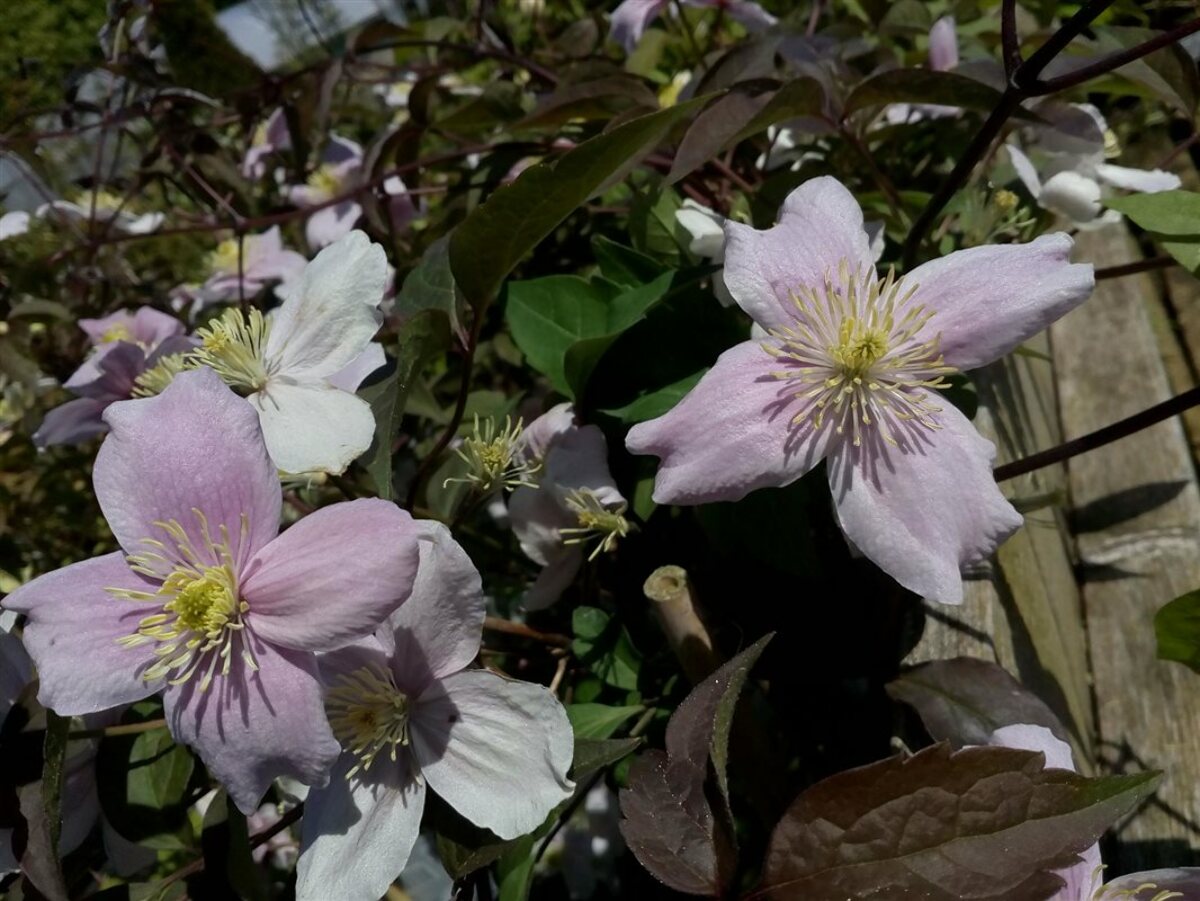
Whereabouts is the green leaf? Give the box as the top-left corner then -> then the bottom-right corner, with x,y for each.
435,81 -> 527,132
708,636 -> 772,806
601,369 -> 706,423
845,69 -> 1033,118
1106,190 -> 1200,235
17,711 -> 70,900
506,271 -> 674,399
358,311 -> 450,500
394,234 -> 467,344
98,704 -> 195,849
449,95 -> 709,310
729,76 -> 827,145
760,744 -> 1160,899
572,606 -> 642,690
591,236 -> 666,288
572,736 -> 643,779
1156,588 -> 1200,672
567,703 -> 644,740
517,75 -> 658,129
628,186 -> 685,264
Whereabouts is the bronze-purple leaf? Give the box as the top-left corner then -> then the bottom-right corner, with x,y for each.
618,634 -> 772,896
760,743 -> 1159,900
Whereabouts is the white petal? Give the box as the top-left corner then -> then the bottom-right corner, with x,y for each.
1040,171 -> 1103,224
1093,163 -> 1182,194
0,211 -> 30,240
251,381 -> 375,475
326,342 -> 386,392
410,670 -> 574,839
267,230 -> 388,379
297,754 -> 424,901
1005,144 -> 1042,198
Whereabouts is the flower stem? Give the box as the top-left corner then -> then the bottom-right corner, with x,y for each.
482,616 -> 571,648
1095,255 -> 1176,280
994,385 -> 1200,481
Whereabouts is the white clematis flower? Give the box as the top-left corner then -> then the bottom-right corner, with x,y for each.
296,522 -> 574,901
1006,103 -> 1181,229
192,229 -> 387,475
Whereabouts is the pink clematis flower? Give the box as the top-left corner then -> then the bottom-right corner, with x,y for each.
626,177 -> 1094,605
296,522 -> 574,901
610,0 -> 776,53
171,227 -> 306,315
5,368 -> 421,813
35,307 -> 193,448
241,108 -> 291,180
509,404 -> 629,610
286,135 -> 415,249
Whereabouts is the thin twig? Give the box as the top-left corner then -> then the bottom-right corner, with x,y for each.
67,718 -> 167,740
995,386 -> 1200,481
1001,0 -> 1022,77
482,616 -> 571,648
1095,255 -> 1175,280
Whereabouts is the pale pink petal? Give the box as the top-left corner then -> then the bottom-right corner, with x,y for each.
928,16 -> 958,71
610,0 -> 668,51
95,368 -> 281,573
65,342 -> 143,399
722,177 -> 875,331
985,725 -> 1099,901
241,498 -> 419,653
517,402 -> 577,464
164,635 -> 340,814
524,547 -> 584,612
904,233 -> 1094,371
33,397 -> 111,447
1093,163 -> 1181,193
305,202 -> 362,249
410,670 -> 574,839
323,134 -> 363,168
626,341 -> 832,504
2,553 -> 160,715
296,753 -> 424,901
510,482 -> 573,567
827,403 -> 1021,606
545,426 -> 624,507
385,521 -> 484,696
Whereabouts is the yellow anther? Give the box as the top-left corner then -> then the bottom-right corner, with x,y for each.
445,415 -> 541,494
325,662 -> 412,779
560,489 -> 631,561
190,308 -> 271,393
305,163 -> 343,200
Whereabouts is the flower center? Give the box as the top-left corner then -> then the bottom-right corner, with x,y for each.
74,189 -> 124,216
325,662 -> 411,779
100,323 -> 134,344
560,489 -> 631,561
132,352 -> 192,398
209,238 -> 242,275
108,509 -> 256,690
306,164 -> 343,201
446,415 -> 541,495
764,261 -> 957,448
191,308 -> 271,392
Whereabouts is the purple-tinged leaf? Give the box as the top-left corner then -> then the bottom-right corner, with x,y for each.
16,711 -> 69,901
760,743 -> 1159,900
667,80 -> 780,183
619,635 -> 772,896
887,657 -> 1070,747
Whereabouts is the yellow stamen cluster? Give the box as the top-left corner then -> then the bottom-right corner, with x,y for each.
993,189 -> 1020,214
209,238 -> 243,276
109,509 -> 256,691
305,163 -> 343,201
560,489 -> 631,561
763,260 -> 957,449
74,189 -> 125,215
325,662 -> 412,780
191,308 -> 271,392
132,352 -> 193,398
100,323 -> 134,344
446,416 -> 541,494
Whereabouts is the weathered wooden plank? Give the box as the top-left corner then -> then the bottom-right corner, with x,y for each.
906,332 -> 1094,766
1054,224 -> 1200,869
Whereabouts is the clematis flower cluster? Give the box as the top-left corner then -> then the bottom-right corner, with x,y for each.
35,306 -> 194,447
609,0 -> 775,52
4,367 -> 576,873
627,177 -> 1095,605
